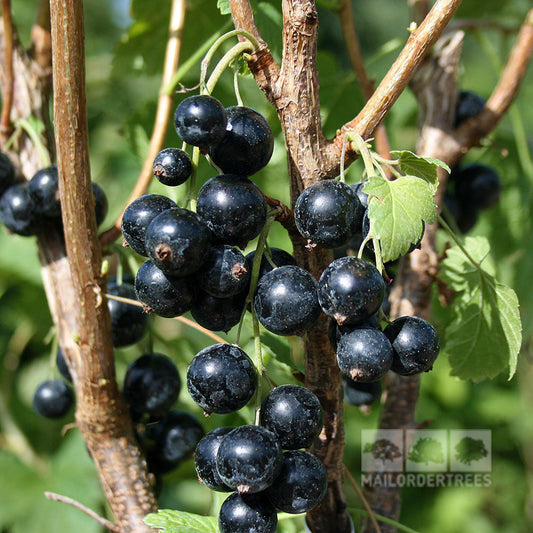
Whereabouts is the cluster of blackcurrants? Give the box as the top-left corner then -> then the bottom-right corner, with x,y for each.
445,90 -> 502,233
0,155 -> 108,237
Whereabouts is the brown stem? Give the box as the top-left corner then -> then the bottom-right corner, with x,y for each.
48,1 -> 156,532
0,0 -> 14,141
100,0 -> 187,247
29,0 -> 52,69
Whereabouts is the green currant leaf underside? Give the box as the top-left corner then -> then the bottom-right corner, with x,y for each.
145,509 -> 219,533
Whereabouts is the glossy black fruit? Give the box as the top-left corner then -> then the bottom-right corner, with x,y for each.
253,265 -> 321,336
187,343 -> 257,414
208,105 -> 274,176
0,152 -> 16,197
216,425 -> 282,494
195,244 -> 249,298
294,180 -> 364,248
174,94 -> 227,148
121,194 -> 177,256
351,181 -> 369,209
343,377 -> 381,407
327,316 -> 378,351
145,207 -> 211,276
123,353 -> 181,418
219,492 -> 277,533
384,316 -> 440,376
33,379 -> 74,419
454,163 -> 501,210
0,183 -> 40,236
92,182 -> 108,226
135,259 -> 196,318
145,411 -> 204,474
259,384 -> 323,450
56,348 -> 72,383
28,165 -> 60,217
318,256 -> 385,325
194,426 -> 234,492
245,247 -> 297,280
336,326 -> 393,382
191,290 -> 246,333
153,147 -> 192,187
107,280 -> 148,347
266,450 -> 327,514
455,90 -> 485,127
196,174 -> 267,248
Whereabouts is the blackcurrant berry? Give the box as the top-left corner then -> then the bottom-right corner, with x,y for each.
194,244 -> 249,298
196,174 -> 267,248
318,256 -> 385,325
294,180 -> 364,248
0,152 -> 16,198
194,427 -> 234,492
33,379 -> 74,419
351,181 -> 369,209
107,280 -> 148,347
219,492 -> 277,533
454,90 -> 485,127
56,347 -> 72,383
152,147 -> 192,187
123,353 -> 181,418
384,316 -> 440,376
92,182 -> 108,226
187,343 -> 257,414
253,265 -> 321,336
135,259 -> 196,318
191,290 -> 246,333
121,194 -> 177,256
216,425 -> 282,494
245,247 -> 297,280
145,207 -> 211,276
336,326 -> 393,382
454,163 -> 501,210
28,165 -> 61,218
0,183 -> 40,236
266,450 -> 327,514
145,410 -> 204,474
207,105 -> 274,176
259,384 -> 323,450
174,94 -> 227,148
343,377 -> 381,407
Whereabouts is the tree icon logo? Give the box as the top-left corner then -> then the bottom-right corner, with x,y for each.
408,436 -> 446,465
454,436 -> 489,465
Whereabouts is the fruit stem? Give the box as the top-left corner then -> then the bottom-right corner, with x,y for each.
185,146 -> 200,211
252,309 -> 263,425
347,132 -> 377,179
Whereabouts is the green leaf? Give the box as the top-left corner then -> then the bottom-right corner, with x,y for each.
363,175 -> 437,263
390,150 -> 450,193
261,331 -> 304,373
145,509 -> 219,533
217,0 -> 231,15
438,238 -> 522,381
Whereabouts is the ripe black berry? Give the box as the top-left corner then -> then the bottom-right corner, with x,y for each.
384,316 -> 440,376
145,207 -> 211,276
152,147 -> 192,187
245,247 -> 297,280
196,174 -> 267,248
453,163 -> 501,210
33,379 -> 74,419
351,181 -> 369,209
294,180 -> 364,248
0,183 -> 40,236
253,265 -> 321,336
121,194 -> 177,256
336,326 -> 393,382
92,182 -> 108,226
107,280 -> 148,347
318,256 -> 385,325
28,165 -> 60,217
191,290 -> 246,333
0,152 -> 16,198
343,377 -> 381,407
194,244 -> 249,298
187,343 -> 257,414
174,94 -> 227,148
266,450 -> 327,514
208,106 -> 274,176
123,353 -> 181,418
219,492 -> 277,533
216,425 -> 282,494
194,427 -> 234,492
56,348 -> 72,383
135,259 -> 196,317
259,384 -> 323,450
145,411 -> 204,474
455,90 -> 485,127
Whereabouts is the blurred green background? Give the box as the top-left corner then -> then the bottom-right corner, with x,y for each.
0,1 -> 532,532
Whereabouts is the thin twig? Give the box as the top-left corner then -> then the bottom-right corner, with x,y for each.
0,0 -> 15,141
45,492 -> 119,532
100,0 -> 187,247
343,464 -> 382,533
